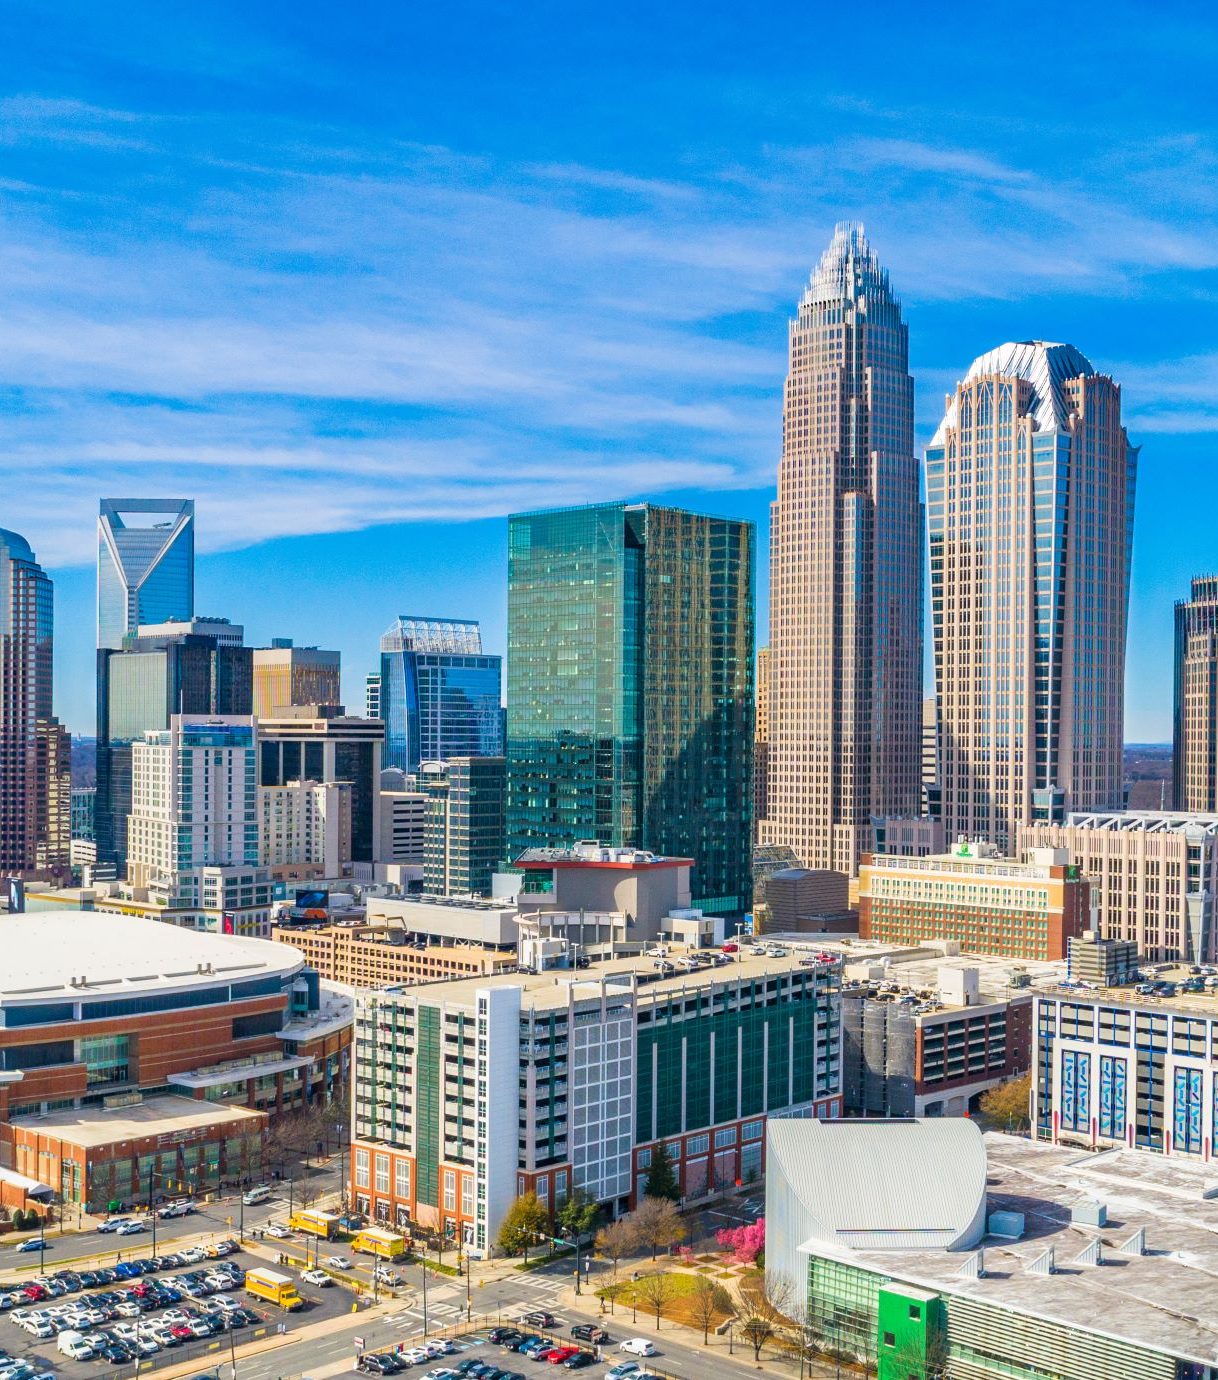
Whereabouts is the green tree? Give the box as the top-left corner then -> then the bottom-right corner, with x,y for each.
497,1191 -> 549,1256
643,1143 -> 680,1201
557,1189 -> 601,1240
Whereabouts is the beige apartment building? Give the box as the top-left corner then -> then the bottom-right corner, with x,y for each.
926,341 -> 1137,853
1174,577 -> 1218,813
1022,812 -> 1218,963
764,223 -> 922,876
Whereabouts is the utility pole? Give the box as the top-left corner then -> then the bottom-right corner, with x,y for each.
149,1165 -> 157,1256
422,1254 -> 429,1337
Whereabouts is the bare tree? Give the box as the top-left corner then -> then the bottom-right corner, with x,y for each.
600,1279 -> 629,1316
634,1271 -> 678,1331
295,1180 -> 322,1212
631,1198 -> 687,1260
736,1271 -> 794,1361
687,1275 -> 732,1344
596,1217 -> 638,1278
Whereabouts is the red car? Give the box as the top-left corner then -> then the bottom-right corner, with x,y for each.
721,942 -> 739,953
546,1349 -> 580,1364
21,1284 -> 47,1301
170,1324 -> 195,1341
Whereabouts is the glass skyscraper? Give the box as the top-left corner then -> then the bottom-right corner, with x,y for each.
378,617 -> 503,773
926,341 -> 1137,851
764,223 -> 923,877
97,499 -> 195,650
506,503 -> 754,915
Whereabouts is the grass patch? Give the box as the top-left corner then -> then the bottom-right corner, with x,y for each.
597,1270 -> 734,1333
515,1247 -> 573,1272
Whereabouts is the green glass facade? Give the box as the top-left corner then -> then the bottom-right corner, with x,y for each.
803,1254 -> 1177,1380
506,503 -> 754,914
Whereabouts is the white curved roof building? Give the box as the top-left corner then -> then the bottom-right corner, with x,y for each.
765,1118 -> 987,1288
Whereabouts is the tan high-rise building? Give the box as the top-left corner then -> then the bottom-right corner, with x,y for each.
1174,576 -> 1218,812
252,642 -> 342,718
754,646 -> 771,832
764,224 -> 922,874
927,342 -> 1137,852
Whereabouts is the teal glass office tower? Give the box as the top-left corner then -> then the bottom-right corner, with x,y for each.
506,503 -> 754,915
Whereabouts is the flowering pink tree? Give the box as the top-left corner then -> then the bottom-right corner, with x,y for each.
715,1217 -> 765,1263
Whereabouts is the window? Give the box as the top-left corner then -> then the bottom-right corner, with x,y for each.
883,1332 -> 895,1347
742,1120 -> 763,1142
461,1176 -> 474,1217
375,1154 -> 390,1195
355,1149 -> 370,1189
714,1127 -> 736,1149
396,1160 -> 411,1199
637,1148 -> 652,1169
443,1171 -> 456,1213
77,1034 -> 130,1088
908,1305 -> 920,1320
686,1134 -> 709,1156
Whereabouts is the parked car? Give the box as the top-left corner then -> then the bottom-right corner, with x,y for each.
400,1348 -> 434,1365
265,1223 -> 292,1239
570,1326 -> 608,1344
301,1269 -> 332,1286
359,1355 -> 405,1376
619,1340 -> 657,1358
523,1312 -> 556,1328
562,1356 -> 595,1371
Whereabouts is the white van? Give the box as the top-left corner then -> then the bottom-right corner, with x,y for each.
57,1330 -> 96,1360
242,1185 -> 273,1206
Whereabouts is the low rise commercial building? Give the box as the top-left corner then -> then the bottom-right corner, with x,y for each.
768,1120 -> 1218,1380
272,915 -> 519,988
1033,964 -> 1218,1158
841,954 -> 1040,1118
0,913 -> 351,1211
351,949 -> 841,1253
1022,811 -> 1218,963
859,839 -> 1091,962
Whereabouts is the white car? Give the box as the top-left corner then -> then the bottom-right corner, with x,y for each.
374,1267 -> 402,1285
116,1219 -> 146,1235
619,1340 -> 658,1358
399,1348 -> 432,1365
301,1269 -> 332,1286
265,1223 -> 292,1239
324,1254 -> 351,1269
179,1244 -> 209,1262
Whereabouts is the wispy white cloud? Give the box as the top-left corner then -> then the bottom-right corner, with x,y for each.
0,95 -> 1215,571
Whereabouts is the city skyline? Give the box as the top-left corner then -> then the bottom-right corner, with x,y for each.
2,4 -> 1216,743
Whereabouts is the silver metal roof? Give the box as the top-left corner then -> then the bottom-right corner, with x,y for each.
931,339 -> 1096,446
769,1117 -> 987,1251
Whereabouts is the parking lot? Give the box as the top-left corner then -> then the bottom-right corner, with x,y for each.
0,1242 -> 355,1378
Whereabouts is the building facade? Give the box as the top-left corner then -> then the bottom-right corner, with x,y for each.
507,502 -> 754,915
754,646 -> 770,835
379,617 -> 502,775
1022,811 -> 1218,964
271,918 -> 519,988
95,627 -> 253,873
0,912 -> 351,1212
256,706 -> 383,863
858,840 -> 1091,962
97,499 -> 195,651
421,757 -> 506,897
927,341 -> 1137,853
252,642 -> 342,718
122,715 -> 271,934
0,528 -> 70,882
764,223 -> 922,877
1033,976 -> 1218,1160
350,952 -> 841,1253
379,789 -> 427,865
1174,576 -> 1218,813
260,779 -> 353,880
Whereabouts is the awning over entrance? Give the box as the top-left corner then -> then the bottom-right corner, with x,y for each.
0,1166 -> 55,1201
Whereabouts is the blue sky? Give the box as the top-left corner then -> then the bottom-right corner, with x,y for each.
2,2 -> 1216,738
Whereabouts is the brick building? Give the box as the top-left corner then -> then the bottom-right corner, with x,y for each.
858,840 -> 1091,962
0,912 -> 351,1213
